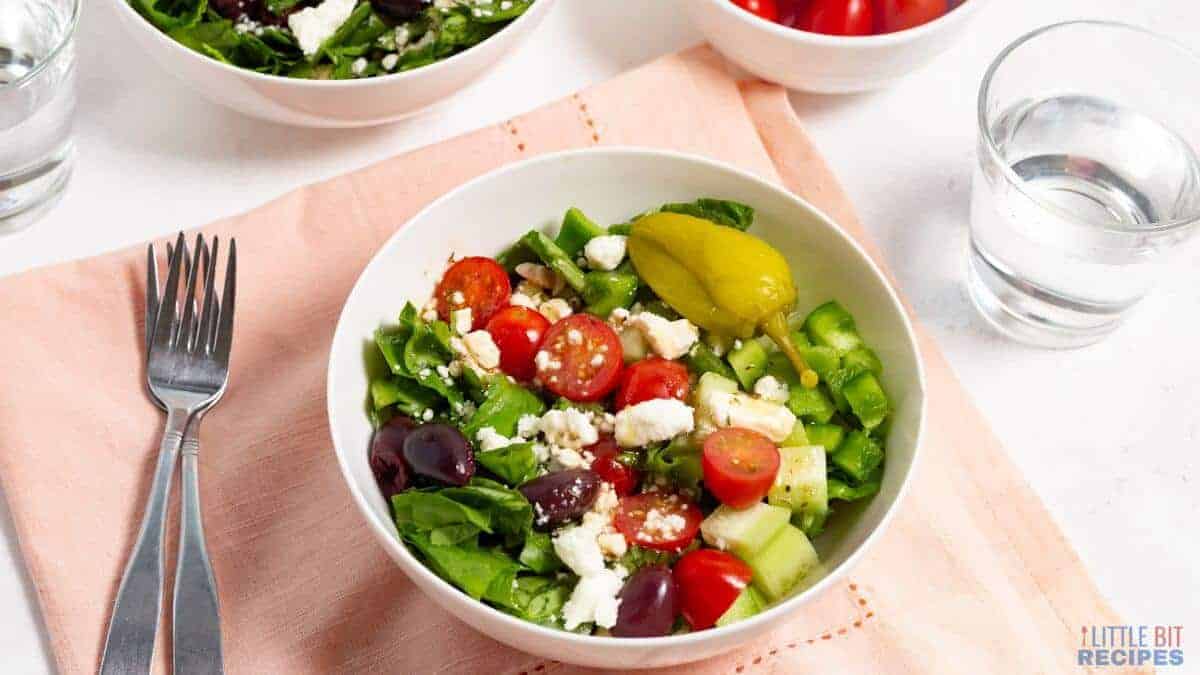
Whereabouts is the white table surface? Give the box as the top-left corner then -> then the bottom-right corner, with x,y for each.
3,0 -> 1198,671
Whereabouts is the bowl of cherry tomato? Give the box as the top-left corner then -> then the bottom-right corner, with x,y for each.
689,0 -> 987,93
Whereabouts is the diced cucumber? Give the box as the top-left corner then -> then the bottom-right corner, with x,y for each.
842,371 -> 889,430
828,475 -> 881,502
765,351 -> 799,387
700,503 -> 790,561
746,524 -> 820,601
803,301 -> 864,354
831,431 -> 884,483
799,345 -> 840,382
687,342 -> 738,381
715,585 -> 767,628
786,385 -> 836,423
789,329 -> 811,349
555,207 -> 606,257
842,347 -> 883,375
825,367 -> 857,413
768,446 -> 828,538
804,423 -> 845,453
781,420 -> 809,446
694,371 -> 739,404
727,339 -> 769,390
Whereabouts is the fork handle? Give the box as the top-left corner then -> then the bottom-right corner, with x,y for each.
172,417 -> 224,675
100,408 -> 189,675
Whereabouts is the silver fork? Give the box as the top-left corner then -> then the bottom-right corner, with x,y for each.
100,233 -> 236,675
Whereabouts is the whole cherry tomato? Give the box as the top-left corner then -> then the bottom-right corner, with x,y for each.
731,0 -> 779,22
613,357 -> 690,411
485,306 -> 550,381
673,549 -> 753,630
788,0 -> 874,35
874,0 -> 947,33
587,436 -> 642,496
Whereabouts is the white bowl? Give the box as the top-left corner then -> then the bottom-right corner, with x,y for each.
689,0 -> 987,93
327,148 -> 926,669
107,0 -> 557,127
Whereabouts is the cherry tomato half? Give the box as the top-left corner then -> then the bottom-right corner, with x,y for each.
702,428 -> 781,509
788,0 -> 874,35
434,257 -> 511,330
587,436 -> 641,496
614,357 -> 691,411
485,306 -> 550,381
874,0 -> 946,33
673,549 -> 753,630
731,0 -> 779,22
614,492 -> 703,552
535,314 -> 624,402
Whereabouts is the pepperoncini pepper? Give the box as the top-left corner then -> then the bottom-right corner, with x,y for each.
627,213 -> 818,388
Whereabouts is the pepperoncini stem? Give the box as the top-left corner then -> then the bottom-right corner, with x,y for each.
762,312 -> 818,389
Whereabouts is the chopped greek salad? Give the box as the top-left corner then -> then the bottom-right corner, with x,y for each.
366,200 -> 891,636
129,0 -> 533,79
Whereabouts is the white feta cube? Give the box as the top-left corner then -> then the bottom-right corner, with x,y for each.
553,525 -> 606,576
583,235 -> 628,271
629,312 -> 699,360
462,330 -> 501,370
704,391 -> 796,443
475,427 -> 511,452
450,307 -> 473,335
539,298 -> 573,324
561,568 -> 623,630
539,408 -> 599,449
614,398 -> 695,448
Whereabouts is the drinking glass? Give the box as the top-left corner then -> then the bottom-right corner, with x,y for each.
0,0 -> 79,236
969,21 -> 1200,348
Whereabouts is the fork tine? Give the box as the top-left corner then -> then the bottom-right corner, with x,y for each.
197,237 -> 220,354
189,237 -> 211,350
179,234 -> 205,351
145,245 -> 160,356
214,238 -> 236,365
152,233 -> 187,353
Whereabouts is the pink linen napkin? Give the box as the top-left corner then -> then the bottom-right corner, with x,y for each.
0,47 -> 1135,674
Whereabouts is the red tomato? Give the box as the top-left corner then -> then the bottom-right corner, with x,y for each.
613,358 -> 691,411
587,436 -> 641,496
614,492 -> 703,552
485,306 -> 550,381
434,257 -> 511,330
535,314 -> 623,402
702,428 -> 781,509
731,0 -> 779,22
789,0 -> 874,35
673,550 -> 753,630
874,0 -> 946,33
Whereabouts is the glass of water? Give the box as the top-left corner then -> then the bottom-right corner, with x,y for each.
969,21 -> 1200,348
0,0 -> 79,236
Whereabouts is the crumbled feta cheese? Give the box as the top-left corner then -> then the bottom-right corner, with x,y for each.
583,235 -> 628,271
553,524 -> 606,576
462,330 -> 501,370
608,307 -> 631,327
593,482 -> 619,514
753,375 -> 790,404
539,408 -> 599,449
567,328 -> 583,345
534,350 -> 561,372
475,427 -> 511,452
597,532 -> 628,559
549,446 -> 592,471
562,568 -> 623,630
510,292 -> 540,309
381,53 -> 399,71
394,25 -> 411,48
421,408 -> 434,422
422,308 -> 439,322
539,298 -> 573,323
590,353 -> 604,367
525,329 -> 539,342
614,398 -> 695,448
629,313 -> 699,360
351,57 -> 368,76
531,443 -> 550,463
515,263 -> 560,291
702,390 -> 796,443
640,508 -> 687,540
447,360 -> 463,377
451,307 -> 473,335
595,412 -> 616,435
450,290 -> 466,305
517,414 -> 541,439
288,0 -> 357,56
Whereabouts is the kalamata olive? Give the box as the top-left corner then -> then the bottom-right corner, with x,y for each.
371,0 -> 427,21
402,423 -> 474,486
518,469 -> 601,530
369,416 -> 417,499
612,566 -> 680,638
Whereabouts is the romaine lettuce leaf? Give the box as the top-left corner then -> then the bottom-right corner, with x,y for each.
476,442 -> 539,487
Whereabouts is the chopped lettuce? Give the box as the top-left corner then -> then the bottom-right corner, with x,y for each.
476,442 -> 539,487
518,531 -> 562,574
463,378 -> 545,440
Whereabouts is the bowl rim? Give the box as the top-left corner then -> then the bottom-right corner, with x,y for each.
699,0 -> 986,47
107,0 -> 556,88
327,146 -> 927,651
